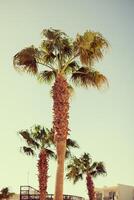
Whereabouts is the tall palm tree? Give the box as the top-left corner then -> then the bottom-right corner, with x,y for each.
0,187 -> 14,200
19,125 -> 55,200
66,153 -> 107,200
13,28 -> 109,200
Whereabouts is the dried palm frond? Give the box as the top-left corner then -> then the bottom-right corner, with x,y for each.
74,31 -> 109,66
71,67 -> 108,88
13,46 -> 38,74
59,38 -> 73,58
67,84 -> 74,97
42,28 -> 66,40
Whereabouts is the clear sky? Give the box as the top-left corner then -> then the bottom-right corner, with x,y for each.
0,0 -> 134,198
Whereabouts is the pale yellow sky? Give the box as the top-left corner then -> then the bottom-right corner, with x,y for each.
0,0 -> 134,198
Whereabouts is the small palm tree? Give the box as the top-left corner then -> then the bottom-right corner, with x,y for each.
19,125 -> 79,200
19,125 -> 55,200
13,28 -> 109,200
0,187 -> 14,200
66,153 -> 106,200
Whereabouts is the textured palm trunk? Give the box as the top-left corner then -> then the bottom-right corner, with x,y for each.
86,174 -> 96,200
53,74 -> 69,200
38,149 -> 48,200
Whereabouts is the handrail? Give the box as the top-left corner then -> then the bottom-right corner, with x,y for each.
20,186 -> 39,193
20,186 -> 85,200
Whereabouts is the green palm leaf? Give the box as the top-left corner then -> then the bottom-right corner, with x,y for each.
66,157 -> 83,184
21,146 -> 35,156
38,70 -> 56,83
66,153 -> 107,184
66,138 -> 79,149
65,138 -> 79,159
96,162 -> 107,176
19,130 -> 39,148
46,149 -> 56,159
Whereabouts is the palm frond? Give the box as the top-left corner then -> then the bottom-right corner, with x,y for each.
74,33 -> 91,65
96,162 -> 107,176
90,162 -> 107,177
31,125 -> 45,141
71,173 -> 83,184
71,67 -> 108,88
13,46 -> 38,74
64,61 -> 80,75
80,153 -> 92,169
41,28 -> 73,67
43,52 -> 56,64
46,148 -> 56,159
89,162 -> 98,171
37,70 -> 56,84
60,38 -> 73,58
74,173 -> 83,183
66,157 -> 83,184
66,138 -> 79,149
46,128 -> 54,143
40,40 -> 54,53
31,125 -> 54,148
65,149 -> 71,159
74,31 -> 109,66
67,84 -> 75,97
21,146 -> 35,156
66,166 -> 79,182
42,28 -> 66,40
65,139 -> 79,159
19,130 -> 39,148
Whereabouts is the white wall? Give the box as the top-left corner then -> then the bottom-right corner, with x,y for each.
118,184 -> 134,200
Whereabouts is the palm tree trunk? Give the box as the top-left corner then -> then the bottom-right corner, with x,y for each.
54,140 -> 66,200
53,74 -> 69,200
38,149 -> 48,200
86,174 -> 96,200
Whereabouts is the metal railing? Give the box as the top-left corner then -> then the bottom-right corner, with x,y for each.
20,186 -> 85,200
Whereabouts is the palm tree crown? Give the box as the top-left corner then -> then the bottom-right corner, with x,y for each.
67,153 -> 106,182
13,28 -> 108,88
19,125 -> 55,157
19,125 -> 56,200
0,187 -> 14,200
66,153 -> 106,200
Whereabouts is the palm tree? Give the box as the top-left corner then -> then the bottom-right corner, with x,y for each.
19,125 -> 55,200
13,28 -> 109,200
19,125 -> 79,200
66,153 -> 107,200
0,187 -> 14,200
